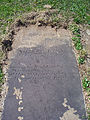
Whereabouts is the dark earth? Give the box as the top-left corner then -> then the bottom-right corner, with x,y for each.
2,26 -> 87,120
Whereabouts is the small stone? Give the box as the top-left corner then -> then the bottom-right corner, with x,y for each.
44,5 -> 52,9
86,29 -> 90,35
37,22 -> 42,26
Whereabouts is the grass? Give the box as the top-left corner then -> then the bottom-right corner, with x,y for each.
78,56 -> 85,64
83,77 -> 90,90
70,23 -> 90,119
0,0 -> 90,119
70,24 -> 87,64
0,0 -> 90,38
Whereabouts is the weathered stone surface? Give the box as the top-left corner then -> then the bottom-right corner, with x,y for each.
2,26 -> 87,120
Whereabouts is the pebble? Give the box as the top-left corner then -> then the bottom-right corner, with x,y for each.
86,29 -> 90,35
44,5 -> 52,9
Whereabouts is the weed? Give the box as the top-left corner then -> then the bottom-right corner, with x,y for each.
82,77 -> 90,90
0,67 -> 4,84
75,34 -> 81,38
70,24 -> 87,66
72,37 -> 78,41
72,37 -> 81,42
72,33 -> 83,50
78,56 -> 85,64
80,49 -> 87,58
69,24 -> 80,34
75,42 -> 83,50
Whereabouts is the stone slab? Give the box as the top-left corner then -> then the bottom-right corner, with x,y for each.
2,26 -> 87,120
